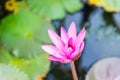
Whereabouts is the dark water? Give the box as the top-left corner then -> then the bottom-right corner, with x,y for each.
47,4 -> 120,80
81,7 -> 120,71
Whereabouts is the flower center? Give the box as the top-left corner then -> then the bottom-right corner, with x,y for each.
65,38 -> 75,58
68,38 -> 74,49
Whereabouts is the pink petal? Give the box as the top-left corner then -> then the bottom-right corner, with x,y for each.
64,43 -> 72,56
68,22 -> 77,39
47,56 -> 61,62
75,28 -> 86,49
47,56 -> 71,63
41,45 -> 65,58
65,47 -> 73,57
79,41 -> 84,52
61,27 -> 69,43
48,29 -> 64,50
70,50 -> 80,60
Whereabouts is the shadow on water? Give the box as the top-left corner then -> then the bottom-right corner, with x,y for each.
46,4 -> 120,80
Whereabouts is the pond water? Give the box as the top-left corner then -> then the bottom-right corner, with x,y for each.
47,5 -> 120,80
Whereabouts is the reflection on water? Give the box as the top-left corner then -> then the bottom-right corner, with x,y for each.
50,5 -> 120,80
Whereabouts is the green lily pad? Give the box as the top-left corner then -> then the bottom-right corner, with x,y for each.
88,0 -> 120,12
0,11 -> 54,58
62,0 -> 82,13
11,53 -> 50,80
0,47 -> 13,64
25,0 -> 83,19
0,64 -> 29,80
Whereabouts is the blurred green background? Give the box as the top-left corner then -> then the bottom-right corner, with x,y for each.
0,0 -> 120,80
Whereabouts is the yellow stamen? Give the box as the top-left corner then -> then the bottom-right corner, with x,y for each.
5,0 -> 18,13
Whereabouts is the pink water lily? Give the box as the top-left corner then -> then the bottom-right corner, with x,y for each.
41,22 -> 86,63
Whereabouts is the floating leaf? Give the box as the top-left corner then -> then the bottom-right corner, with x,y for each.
88,0 -> 120,12
62,0 -> 82,13
0,11 -> 54,58
0,64 -> 29,80
25,0 -> 83,19
11,53 -> 50,80
0,47 -> 13,64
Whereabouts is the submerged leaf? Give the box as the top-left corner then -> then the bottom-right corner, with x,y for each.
88,0 -> 120,12
0,64 -> 29,80
86,57 -> 120,80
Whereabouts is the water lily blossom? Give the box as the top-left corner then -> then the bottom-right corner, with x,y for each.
41,22 -> 86,63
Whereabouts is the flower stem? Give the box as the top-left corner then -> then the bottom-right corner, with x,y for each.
70,61 -> 78,80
